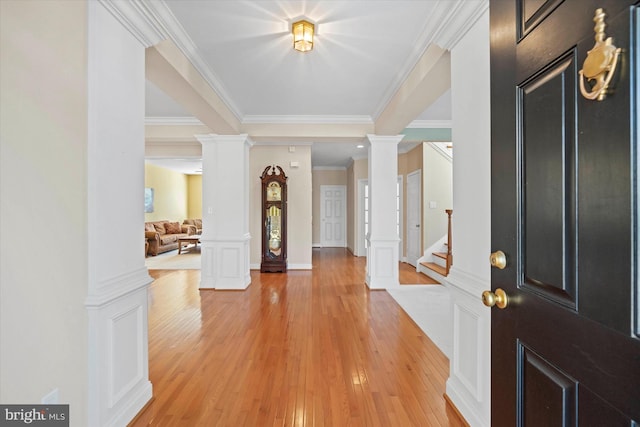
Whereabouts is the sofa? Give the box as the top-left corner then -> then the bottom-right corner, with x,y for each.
145,220 -> 197,256
182,218 -> 202,234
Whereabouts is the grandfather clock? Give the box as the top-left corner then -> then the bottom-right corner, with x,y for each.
260,165 -> 287,272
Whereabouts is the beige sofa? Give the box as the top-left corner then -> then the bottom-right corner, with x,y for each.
145,220 -> 196,256
182,218 -> 202,234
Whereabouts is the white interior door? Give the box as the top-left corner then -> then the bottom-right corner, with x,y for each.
358,180 -> 368,256
406,170 -> 421,266
320,185 -> 346,247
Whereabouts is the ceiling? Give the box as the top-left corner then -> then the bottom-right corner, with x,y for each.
141,1 -> 482,174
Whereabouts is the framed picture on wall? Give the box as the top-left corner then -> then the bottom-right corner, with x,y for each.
144,187 -> 154,213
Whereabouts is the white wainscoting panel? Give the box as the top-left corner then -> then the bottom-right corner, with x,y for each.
201,236 -> 251,290
87,280 -> 152,427
444,268 -> 491,427
366,239 -> 400,289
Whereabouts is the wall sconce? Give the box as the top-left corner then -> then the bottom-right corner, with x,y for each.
292,20 -> 314,52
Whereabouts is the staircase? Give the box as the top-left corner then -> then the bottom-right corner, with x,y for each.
419,209 -> 453,279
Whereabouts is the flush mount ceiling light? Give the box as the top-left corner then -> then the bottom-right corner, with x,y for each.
292,19 -> 314,52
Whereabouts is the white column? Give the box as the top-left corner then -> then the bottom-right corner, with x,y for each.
365,134 -> 404,289
196,134 -> 253,290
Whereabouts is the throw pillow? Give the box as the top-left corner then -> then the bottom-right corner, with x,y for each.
153,222 -> 166,235
194,219 -> 202,229
145,223 -> 155,232
164,221 -> 182,234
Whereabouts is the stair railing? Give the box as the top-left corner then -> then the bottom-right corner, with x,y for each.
445,209 -> 453,275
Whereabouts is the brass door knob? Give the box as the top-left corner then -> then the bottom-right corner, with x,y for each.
482,288 -> 508,309
490,250 -> 507,269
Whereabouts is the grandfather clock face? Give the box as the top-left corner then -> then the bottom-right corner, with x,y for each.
266,182 -> 281,201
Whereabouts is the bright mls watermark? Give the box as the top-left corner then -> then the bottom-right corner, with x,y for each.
0,405 -> 68,426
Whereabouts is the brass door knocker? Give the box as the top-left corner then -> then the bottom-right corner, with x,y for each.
579,8 -> 621,101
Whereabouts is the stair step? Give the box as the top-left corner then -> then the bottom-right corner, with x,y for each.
421,262 -> 448,277
433,252 -> 447,260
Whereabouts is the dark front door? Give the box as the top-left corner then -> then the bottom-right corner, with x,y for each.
490,1 -> 639,425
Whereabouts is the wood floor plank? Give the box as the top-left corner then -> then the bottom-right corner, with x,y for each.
130,248 -> 466,426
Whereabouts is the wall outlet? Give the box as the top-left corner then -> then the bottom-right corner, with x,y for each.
429,201 -> 437,209
41,388 -> 59,404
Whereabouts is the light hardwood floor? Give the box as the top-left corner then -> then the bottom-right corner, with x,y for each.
130,248 -> 464,426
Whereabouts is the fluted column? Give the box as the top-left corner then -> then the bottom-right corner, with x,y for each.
196,134 -> 253,289
365,134 -> 404,289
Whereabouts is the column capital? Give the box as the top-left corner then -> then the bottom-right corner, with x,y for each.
195,133 -> 253,146
366,134 -> 405,145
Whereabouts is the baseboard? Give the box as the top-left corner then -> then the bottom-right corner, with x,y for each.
288,263 -> 313,270
444,393 -> 471,427
312,243 -> 322,248
446,372 -> 490,427
125,396 -> 155,427
107,380 -> 152,427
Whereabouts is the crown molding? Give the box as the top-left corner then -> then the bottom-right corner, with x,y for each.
145,116 -> 204,125
313,166 -> 347,171
106,0 -> 484,129
139,0 -> 243,121
371,0 -> 488,119
253,141 -> 313,147
98,0 -> 169,47
242,115 -> 374,125
406,119 -> 452,129
431,0 -> 489,50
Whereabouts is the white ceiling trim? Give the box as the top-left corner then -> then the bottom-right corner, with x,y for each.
145,116 -> 203,125
145,141 -> 202,158
242,115 -> 374,125
141,0 -> 244,121
253,141 -> 314,146
407,119 -> 452,129
430,0 -> 489,50
99,0 -> 168,47
122,0 -> 484,125
370,0 -> 487,119
143,115 -> 446,138
313,166 -> 347,171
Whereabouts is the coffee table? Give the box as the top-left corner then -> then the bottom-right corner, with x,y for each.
178,235 -> 201,254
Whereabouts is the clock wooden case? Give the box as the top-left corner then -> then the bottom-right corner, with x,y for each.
260,165 -> 287,272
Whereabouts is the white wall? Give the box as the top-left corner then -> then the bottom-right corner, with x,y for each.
85,2 -> 152,425
424,143 -> 453,249
250,145 -> 313,269
0,0 -> 89,418
445,8 -> 491,427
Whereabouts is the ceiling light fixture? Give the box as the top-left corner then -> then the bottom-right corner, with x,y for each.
292,20 -> 314,52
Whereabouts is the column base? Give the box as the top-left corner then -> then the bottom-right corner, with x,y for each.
365,238 -> 400,289
200,234 -> 251,290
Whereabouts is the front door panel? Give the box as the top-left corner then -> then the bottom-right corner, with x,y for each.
490,1 -> 640,425
519,49 -> 577,309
